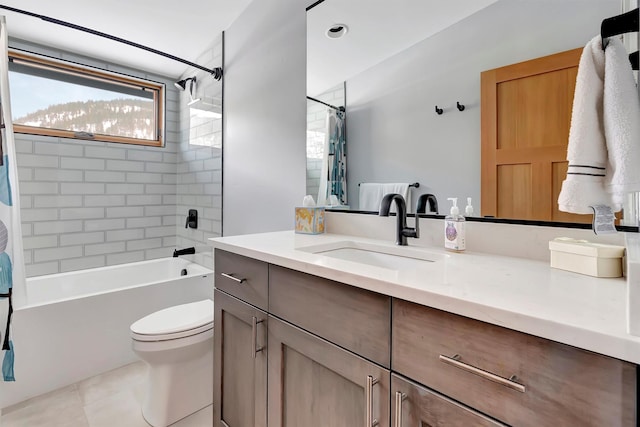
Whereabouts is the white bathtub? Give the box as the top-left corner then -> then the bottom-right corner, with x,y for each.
0,257 -> 213,409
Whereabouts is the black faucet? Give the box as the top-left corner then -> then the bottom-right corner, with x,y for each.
416,193 -> 438,214
173,247 -> 195,257
379,193 -> 419,246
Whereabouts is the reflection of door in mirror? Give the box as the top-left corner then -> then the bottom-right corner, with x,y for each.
306,83 -> 346,203
481,48 -> 591,223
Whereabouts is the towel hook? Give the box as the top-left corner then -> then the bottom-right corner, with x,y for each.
457,101 -> 465,112
435,105 -> 443,115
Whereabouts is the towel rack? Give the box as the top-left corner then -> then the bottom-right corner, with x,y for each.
358,182 -> 420,188
601,7 -> 639,70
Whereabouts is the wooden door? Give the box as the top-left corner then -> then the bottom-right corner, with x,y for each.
481,48 -> 589,223
391,374 -> 507,426
213,290 -> 267,427
268,315 -> 390,427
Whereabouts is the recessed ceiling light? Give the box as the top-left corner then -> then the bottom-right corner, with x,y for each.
326,24 -> 348,39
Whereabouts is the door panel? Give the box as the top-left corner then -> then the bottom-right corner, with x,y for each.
481,47 -> 590,223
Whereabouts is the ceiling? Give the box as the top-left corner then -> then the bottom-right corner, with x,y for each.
307,0 -> 499,96
2,1 -> 502,86
0,0 -> 254,78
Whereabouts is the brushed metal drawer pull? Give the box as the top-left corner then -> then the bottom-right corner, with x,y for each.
252,316 -> 264,358
365,375 -> 379,427
394,391 -> 407,427
220,272 -> 246,283
439,354 -> 526,393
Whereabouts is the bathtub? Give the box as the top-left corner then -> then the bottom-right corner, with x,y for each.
0,257 -> 213,409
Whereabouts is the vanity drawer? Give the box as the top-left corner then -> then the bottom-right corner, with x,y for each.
269,265 -> 391,367
214,249 -> 268,310
392,299 -> 637,427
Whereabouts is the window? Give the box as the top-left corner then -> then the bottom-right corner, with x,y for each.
8,50 -> 165,147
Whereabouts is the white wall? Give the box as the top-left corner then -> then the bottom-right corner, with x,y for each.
223,0 -> 307,236
345,0 -> 619,213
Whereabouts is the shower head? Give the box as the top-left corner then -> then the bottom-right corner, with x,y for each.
175,76 -> 200,105
174,76 -> 196,91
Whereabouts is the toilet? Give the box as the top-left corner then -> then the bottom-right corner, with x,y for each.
130,299 -> 214,427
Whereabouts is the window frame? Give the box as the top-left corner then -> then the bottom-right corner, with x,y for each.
8,49 -> 166,147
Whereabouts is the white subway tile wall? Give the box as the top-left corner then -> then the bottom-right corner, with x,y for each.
13,35 -> 223,276
175,38 -> 223,269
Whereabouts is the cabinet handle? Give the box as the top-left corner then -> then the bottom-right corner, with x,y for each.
220,272 -> 246,283
252,316 -> 264,358
394,391 -> 407,427
365,375 -> 379,427
439,354 -> 526,393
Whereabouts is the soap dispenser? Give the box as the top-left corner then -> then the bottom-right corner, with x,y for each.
465,197 -> 474,217
445,198 -> 466,252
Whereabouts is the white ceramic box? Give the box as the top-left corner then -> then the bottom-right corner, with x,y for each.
549,237 -> 625,278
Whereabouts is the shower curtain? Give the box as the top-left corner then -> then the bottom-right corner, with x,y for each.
0,16 -> 25,382
317,108 -> 347,206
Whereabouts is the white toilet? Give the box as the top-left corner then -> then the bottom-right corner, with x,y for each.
130,299 -> 214,427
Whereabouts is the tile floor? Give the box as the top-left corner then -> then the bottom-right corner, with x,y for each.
0,361 -> 212,427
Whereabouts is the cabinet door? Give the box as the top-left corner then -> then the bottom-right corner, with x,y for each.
213,289 -> 267,427
268,315 -> 390,427
391,374 -> 506,427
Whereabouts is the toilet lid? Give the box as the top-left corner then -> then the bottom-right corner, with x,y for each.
131,299 -> 213,336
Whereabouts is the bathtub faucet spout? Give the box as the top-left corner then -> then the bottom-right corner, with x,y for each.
173,247 -> 195,257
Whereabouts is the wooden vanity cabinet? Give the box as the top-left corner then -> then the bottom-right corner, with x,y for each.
213,249 -> 638,426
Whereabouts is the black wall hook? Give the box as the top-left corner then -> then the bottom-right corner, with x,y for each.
435,106 -> 443,115
456,102 -> 465,111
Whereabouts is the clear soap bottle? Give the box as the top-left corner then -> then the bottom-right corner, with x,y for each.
465,197 -> 474,217
444,198 -> 466,252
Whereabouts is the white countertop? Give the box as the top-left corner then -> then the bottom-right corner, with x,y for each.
210,231 -> 640,364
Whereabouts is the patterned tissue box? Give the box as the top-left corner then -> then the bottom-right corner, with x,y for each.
295,207 -> 325,234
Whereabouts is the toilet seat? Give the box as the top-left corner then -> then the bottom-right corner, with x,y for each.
131,299 -> 213,342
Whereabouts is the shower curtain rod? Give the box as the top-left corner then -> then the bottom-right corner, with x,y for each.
307,96 -> 345,112
0,4 -> 223,80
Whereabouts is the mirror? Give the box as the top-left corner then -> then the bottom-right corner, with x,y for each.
307,0 -> 632,224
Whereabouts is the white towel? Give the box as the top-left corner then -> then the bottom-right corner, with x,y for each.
558,35 -> 640,214
359,183 -> 410,213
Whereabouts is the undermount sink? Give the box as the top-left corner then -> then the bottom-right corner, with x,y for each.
298,240 -> 443,271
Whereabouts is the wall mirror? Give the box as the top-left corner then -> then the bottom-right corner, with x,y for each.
307,0 -> 639,227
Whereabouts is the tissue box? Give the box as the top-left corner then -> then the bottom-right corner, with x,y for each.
549,238 -> 625,278
295,207 -> 325,234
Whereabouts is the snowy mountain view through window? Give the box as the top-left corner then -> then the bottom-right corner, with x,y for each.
7,50 -> 164,146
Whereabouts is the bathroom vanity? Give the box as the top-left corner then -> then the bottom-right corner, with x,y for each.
211,231 -> 639,426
